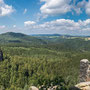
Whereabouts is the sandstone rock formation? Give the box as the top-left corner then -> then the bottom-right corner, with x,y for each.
73,59 -> 90,90
79,59 -> 90,82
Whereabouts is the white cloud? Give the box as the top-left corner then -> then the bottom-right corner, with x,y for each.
0,0 -> 14,16
1,19 -> 90,35
24,21 -> 36,26
24,19 -> 90,31
13,25 -> 16,28
77,0 -> 87,8
33,19 -> 80,30
75,0 -> 90,15
85,0 -> 90,15
40,0 -> 71,16
23,19 -> 90,35
23,8 -> 27,14
40,0 -> 90,17
0,25 -> 5,29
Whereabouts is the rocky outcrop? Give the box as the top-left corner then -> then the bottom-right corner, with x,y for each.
72,59 -> 90,90
79,59 -> 90,82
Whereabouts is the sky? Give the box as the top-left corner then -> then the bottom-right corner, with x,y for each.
0,0 -> 90,35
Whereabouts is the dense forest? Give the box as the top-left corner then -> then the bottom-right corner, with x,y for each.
0,32 -> 90,90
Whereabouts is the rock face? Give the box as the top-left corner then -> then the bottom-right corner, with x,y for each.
73,82 -> 90,90
0,49 -> 3,61
79,59 -> 90,82
72,59 -> 90,90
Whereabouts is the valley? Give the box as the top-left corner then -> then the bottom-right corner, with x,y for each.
0,32 -> 90,89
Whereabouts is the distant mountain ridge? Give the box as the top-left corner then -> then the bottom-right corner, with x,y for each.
31,34 -> 90,37
31,34 -> 74,37
31,34 -> 61,36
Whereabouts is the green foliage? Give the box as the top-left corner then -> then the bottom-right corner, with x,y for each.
0,32 -> 46,45
23,84 -> 29,90
0,33 -> 90,89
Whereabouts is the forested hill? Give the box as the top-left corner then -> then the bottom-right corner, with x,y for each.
1,32 -> 90,89
0,32 -> 46,45
1,32 -> 90,51
32,34 -> 90,51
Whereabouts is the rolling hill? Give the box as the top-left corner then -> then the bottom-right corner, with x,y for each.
0,32 -> 47,45
1,32 -> 90,51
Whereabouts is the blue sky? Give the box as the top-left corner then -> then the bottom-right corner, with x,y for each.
0,0 -> 90,35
